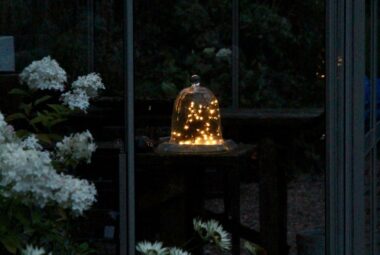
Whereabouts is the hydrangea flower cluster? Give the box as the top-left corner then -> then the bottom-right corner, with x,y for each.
0,112 -> 97,215
61,73 -> 105,112
22,245 -> 51,255
21,135 -> 43,150
215,48 -> 232,59
20,56 -> 67,91
19,56 -> 105,112
193,219 -> 231,251
0,113 -> 16,143
61,89 -> 90,111
55,130 -> 97,166
71,73 -> 105,98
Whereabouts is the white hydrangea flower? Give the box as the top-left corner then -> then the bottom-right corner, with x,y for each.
21,135 -> 42,151
193,219 -> 231,251
0,143 -> 57,206
0,112 -> 17,143
22,245 -> 48,255
61,88 -> 90,112
20,56 -> 67,91
55,130 -> 96,165
169,247 -> 191,255
53,173 -> 97,215
0,122 -> 97,215
215,48 -> 232,59
71,73 -> 105,98
136,241 -> 168,255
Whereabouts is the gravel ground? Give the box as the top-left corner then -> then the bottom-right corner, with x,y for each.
204,173 -> 325,255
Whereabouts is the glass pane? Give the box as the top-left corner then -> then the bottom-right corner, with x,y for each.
94,0 -> 123,96
237,1 -> 326,254
135,0 -> 232,107
377,0 -> 380,124
0,1 -> 327,255
365,152 -> 372,254
0,0 -> 89,76
365,0 -> 372,132
134,0 -> 234,249
376,143 -> 380,252
134,0 -> 326,255
239,0 -> 325,108
0,1 -> 121,254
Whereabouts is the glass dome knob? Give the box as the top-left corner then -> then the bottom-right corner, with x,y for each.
190,74 -> 201,87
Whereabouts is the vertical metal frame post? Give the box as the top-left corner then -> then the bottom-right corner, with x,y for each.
326,0 -> 366,254
231,0 -> 239,109
87,0 -> 95,72
121,0 -> 135,254
326,0 -> 344,253
370,0 -> 379,253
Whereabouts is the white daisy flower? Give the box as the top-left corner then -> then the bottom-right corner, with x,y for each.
193,218 -> 208,240
193,219 -> 231,251
136,241 -> 168,255
21,245 -> 48,255
244,241 -> 264,255
206,220 -> 231,251
169,247 -> 191,255
20,56 -> 67,91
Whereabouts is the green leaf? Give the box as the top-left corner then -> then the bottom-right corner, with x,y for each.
8,88 -> 28,96
5,113 -> 27,122
161,82 -> 178,98
49,118 -> 67,128
20,103 -> 32,116
14,211 -> 29,227
31,209 -> 42,225
30,115 -> 45,125
34,95 -> 52,106
1,235 -> 20,254
47,134 -> 63,142
15,130 -> 30,138
48,104 -> 69,114
36,134 -> 52,144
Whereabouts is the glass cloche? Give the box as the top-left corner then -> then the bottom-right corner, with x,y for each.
157,75 -> 236,153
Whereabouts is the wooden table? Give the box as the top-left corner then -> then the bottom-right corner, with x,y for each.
136,144 -> 255,254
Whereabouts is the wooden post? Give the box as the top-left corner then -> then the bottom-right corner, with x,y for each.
259,138 -> 288,255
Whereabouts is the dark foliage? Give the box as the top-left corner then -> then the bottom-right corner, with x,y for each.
1,0 -> 324,107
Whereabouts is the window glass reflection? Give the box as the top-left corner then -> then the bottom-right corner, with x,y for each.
239,0 -> 325,108
0,1 -> 89,76
135,0 -> 232,107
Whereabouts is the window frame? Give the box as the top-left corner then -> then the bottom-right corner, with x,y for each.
118,0 -> 373,254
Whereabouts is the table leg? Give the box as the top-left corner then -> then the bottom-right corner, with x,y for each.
259,138 -> 288,255
185,167 -> 205,236
227,163 -> 241,255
